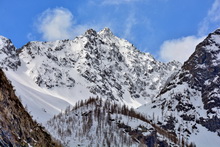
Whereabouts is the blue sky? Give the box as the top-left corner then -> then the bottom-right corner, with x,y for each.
0,0 -> 220,62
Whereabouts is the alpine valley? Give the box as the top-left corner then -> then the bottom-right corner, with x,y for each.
0,28 -> 219,147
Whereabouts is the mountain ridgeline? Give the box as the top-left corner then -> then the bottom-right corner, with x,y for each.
0,28 -> 220,147
0,28 -> 181,124
18,28 -> 180,104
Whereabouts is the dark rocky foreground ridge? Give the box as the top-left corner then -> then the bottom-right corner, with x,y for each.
182,29 -> 220,132
160,29 -> 220,132
0,69 -> 61,146
138,29 -> 220,146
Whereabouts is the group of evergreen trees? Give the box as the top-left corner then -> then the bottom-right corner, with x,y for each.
46,97 -> 196,147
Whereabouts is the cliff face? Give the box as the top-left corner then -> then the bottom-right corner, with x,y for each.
18,28 -> 180,104
0,36 -> 20,70
138,29 -> 220,147
183,29 -> 220,115
0,69 -> 60,146
182,29 -> 220,132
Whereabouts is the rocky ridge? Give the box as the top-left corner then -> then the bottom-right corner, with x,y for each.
138,29 -> 220,146
18,28 -> 180,105
0,68 -> 60,146
0,36 -> 20,70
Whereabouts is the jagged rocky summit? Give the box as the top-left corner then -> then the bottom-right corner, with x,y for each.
0,28 -> 181,124
138,29 -> 220,147
0,36 -> 20,70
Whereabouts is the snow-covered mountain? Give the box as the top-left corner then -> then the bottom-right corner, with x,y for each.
1,27 -> 220,146
0,28 -> 181,124
138,29 -> 220,147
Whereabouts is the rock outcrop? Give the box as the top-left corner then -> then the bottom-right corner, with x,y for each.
0,69 -> 61,146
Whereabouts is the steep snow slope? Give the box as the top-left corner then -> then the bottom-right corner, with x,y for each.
5,66 -> 71,124
0,28 -> 181,124
138,29 -> 220,147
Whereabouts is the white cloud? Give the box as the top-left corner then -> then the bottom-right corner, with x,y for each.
159,36 -> 205,63
36,7 -> 74,41
198,0 -> 220,36
35,7 -> 95,41
159,0 -> 219,63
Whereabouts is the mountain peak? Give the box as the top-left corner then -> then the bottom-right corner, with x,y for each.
0,35 -> 8,40
98,27 -> 113,36
183,28 -> 220,71
0,35 -> 20,70
84,28 -> 97,36
138,28 -> 220,147
0,35 -> 10,48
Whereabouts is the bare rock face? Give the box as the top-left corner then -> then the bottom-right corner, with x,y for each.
181,29 -> 220,132
183,29 -> 220,111
0,69 -> 60,146
0,36 -> 20,70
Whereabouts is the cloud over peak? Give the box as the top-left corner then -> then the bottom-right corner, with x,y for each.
35,7 -> 95,41
159,0 -> 219,63
159,36 -> 205,63
36,7 -> 74,41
